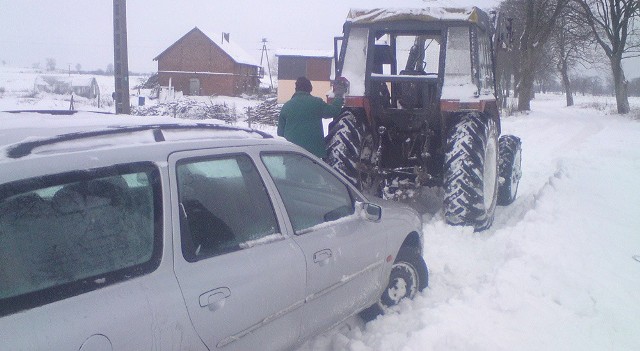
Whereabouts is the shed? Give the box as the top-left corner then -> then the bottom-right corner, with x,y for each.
276,49 -> 333,103
154,27 -> 263,97
71,77 -> 100,99
34,75 -> 99,99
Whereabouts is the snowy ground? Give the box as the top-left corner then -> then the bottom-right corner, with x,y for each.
300,94 -> 640,351
1,68 -> 639,350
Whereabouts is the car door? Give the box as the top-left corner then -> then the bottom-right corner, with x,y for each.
260,152 -> 387,340
170,150 -> 307,351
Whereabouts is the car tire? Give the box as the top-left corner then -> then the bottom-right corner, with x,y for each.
497,135 -> 522,206
443,112 -> 499,231
326,111 -> 378,191
360,247 -> 428,322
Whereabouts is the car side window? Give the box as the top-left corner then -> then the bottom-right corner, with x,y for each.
261,153 -> 355,234
0,163 -> 161,317
177,154 -> 281,261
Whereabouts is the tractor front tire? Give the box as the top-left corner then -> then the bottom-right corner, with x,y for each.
497,135 -> 522,206
443,112 -> 499,231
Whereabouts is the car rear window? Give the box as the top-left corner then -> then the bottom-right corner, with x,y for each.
0,162 -> 162,316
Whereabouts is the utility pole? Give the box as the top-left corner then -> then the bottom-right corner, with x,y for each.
113,0 -> 130,114
260,38 -> 274,91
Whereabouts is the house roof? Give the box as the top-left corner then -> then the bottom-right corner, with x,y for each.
153,27 -> 260,67
275,49 -> 333,58
346,7 -> 486,24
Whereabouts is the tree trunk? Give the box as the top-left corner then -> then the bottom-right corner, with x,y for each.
611,58 -> 630,114
560,62 -> 573,106
517,49 -> 535,111
517,0 -> 535,111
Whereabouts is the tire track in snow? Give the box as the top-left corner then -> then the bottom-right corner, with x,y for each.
298,101 -> 638,351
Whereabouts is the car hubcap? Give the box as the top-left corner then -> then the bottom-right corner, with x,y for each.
383,262 -> 418,306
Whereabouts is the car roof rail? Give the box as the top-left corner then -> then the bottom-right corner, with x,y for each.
6,123 -> 273,159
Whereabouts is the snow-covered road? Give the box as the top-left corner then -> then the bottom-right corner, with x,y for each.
300,95 -> 640,351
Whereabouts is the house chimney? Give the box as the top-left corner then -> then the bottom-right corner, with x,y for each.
222,32 -> 230,43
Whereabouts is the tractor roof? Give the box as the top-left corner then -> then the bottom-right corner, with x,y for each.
346,7 -> 491,28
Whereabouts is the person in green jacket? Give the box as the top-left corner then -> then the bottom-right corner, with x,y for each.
277,77 -> 345,159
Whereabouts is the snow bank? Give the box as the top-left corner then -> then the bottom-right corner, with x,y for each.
299,95 -> 640,351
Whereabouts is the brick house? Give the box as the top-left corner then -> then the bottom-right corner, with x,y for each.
276,49 -> 333,103
154,27 -> 262,96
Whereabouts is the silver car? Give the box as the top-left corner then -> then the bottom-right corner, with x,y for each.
0,118 -> 428,350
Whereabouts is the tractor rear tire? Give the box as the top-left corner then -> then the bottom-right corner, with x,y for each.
497,135 -> 522,206
443,112 -> 499,231
326,111 -> 377,191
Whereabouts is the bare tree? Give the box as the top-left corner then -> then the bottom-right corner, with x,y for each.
517,0 -> 570,111
46,58 -> 56,71
494,9 -> 520,106
577,0 -> 640,114
534,47 -> 558,94
549,3 -> 596,106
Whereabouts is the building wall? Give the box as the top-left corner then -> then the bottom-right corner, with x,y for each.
157,73 -> 236,96
277,55 -> 333,103
156,29 -> 259,96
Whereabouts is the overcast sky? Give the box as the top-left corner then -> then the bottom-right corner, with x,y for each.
1,0 -> 638,78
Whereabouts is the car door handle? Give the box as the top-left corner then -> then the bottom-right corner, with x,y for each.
199,287 -> 231,311
313,249 -> 332,266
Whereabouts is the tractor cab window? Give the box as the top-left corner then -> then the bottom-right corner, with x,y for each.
478,30 -> 494,96
368,31 -> 442,110
371,32 -> 441,77
443,26 -> 475,99
395,34 -> 440,75
341,27 -> 369,96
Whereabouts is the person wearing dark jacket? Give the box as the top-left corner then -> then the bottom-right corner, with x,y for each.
277,77 -> 345,159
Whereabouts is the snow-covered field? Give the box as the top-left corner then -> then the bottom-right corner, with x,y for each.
301,94 -> 640,351
1,67 -> 639,350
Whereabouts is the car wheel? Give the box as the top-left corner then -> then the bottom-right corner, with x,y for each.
360,247 -> 428,321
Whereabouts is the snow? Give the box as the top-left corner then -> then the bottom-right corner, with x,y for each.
299,94 -> 640,351
199,28 -> 261,67
2,64 -> 640,350
440,81 -> 478,100
276,49 -> 334,58
239,233 -> 284,249
346,7 -> 482,24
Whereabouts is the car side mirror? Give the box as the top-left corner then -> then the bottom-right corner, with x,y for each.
363,203 -> 382,222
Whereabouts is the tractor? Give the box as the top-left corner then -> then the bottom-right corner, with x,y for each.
326,7 -> 522,231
